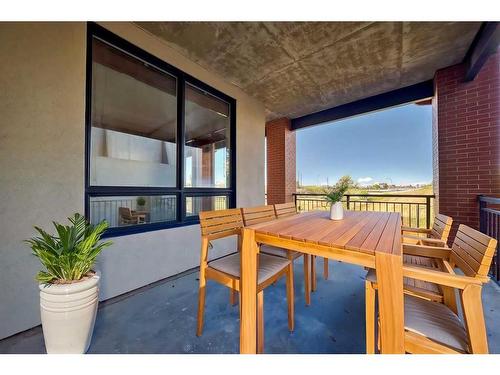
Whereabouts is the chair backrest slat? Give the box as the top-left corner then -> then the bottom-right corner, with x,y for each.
199,208 -> 243,239
450,224 -> 497,278
430,214 -> 453,241
241,205 -> 276,226
119,207 -> 132,219
274,202 -> 297,218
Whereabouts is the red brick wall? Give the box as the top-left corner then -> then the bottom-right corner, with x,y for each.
433,51 -> 499,238
266,117 -> 296,204
432,86 -> 440,216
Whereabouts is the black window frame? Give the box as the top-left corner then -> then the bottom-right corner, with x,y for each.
85,23 -> 236,238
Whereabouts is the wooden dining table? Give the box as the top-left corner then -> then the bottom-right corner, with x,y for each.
239,210 -> 404,354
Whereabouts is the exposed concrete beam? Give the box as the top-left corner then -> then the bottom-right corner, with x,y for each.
464,22 -> 500,82
290,80 -> 434,130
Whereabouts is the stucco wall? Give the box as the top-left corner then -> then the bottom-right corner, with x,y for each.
0,22 -> 266,339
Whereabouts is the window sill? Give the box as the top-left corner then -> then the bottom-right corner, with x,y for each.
101,219 -> 200,239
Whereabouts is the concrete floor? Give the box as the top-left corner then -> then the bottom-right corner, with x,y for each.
1,258 -> 499,354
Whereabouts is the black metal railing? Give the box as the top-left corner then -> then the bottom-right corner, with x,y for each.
293,193 -> 434,229
90,196 -> 177,228
479,195 -> 500,282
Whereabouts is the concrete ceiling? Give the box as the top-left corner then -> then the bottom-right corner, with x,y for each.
136,22 -> 481,121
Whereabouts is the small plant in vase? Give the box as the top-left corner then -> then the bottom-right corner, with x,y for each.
324,175 -> 353,220
136,196 -> 146,210
26,213 -> 112,353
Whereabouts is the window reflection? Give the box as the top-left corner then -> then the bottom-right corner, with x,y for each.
90,38 -> 177,187
89,195 -> 177,227
184,83 -> 230,188
185,196 -> 228,217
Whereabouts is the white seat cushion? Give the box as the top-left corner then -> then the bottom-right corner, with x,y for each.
209,252 -> 290,285
260,244 -> 299,259
404,295 -> 469,352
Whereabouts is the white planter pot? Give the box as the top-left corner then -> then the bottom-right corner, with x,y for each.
39,274 -> 99,354
330,202 -> 344,220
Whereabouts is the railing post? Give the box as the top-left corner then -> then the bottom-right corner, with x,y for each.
346,195 -> 350,210
426,196 -> 431,229
294,194 -> 298,211
478,195 -> 486,233
478,195 -> 500,284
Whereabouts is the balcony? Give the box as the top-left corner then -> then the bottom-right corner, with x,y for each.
0,20 -> 498,356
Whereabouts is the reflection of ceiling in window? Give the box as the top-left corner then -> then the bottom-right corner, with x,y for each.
91,38 -> 231,148
185,85 -> 229,148
92,62 -> 178,142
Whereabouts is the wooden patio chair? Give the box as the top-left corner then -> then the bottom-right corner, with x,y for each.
197,208 -> 294,353
370,213 -> 454,305
274,202 -> 330,291
242,205 -> 307,307
365,224 -> 497,354
402,213 -> 453,247
272,202 -> 314,304
365,214 -> 455,313
118,207 -> 146,225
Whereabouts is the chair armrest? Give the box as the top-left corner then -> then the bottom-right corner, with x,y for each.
440,259 -> 455,274
403,243 -> 451,260
403,265 -> 482,289
401,226 -> 431,235
419,237 -> 447,247
402,234 -> 428,245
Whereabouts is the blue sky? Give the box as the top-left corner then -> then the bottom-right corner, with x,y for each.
296,103 -> 433,186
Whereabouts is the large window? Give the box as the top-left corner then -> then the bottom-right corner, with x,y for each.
86,24 -> 236,236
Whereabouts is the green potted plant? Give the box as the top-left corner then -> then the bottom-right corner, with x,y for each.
25,213 -> 112,354
324,176 -> 353,220
136,196 -> 146,211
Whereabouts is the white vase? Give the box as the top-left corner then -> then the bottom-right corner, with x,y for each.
39,274 -> 99,354
330,202 -> 344,220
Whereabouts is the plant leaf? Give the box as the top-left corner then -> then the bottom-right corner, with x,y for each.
26,214 -> 111,283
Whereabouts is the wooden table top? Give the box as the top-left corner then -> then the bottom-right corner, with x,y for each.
249,210 -> 402,256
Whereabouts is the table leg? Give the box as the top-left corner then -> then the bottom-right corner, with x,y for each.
240,227 -> 258,354
303,254 -> 311,306
311,255 -> 317,292
257,291 -> 264,353
375,251 -> 404,354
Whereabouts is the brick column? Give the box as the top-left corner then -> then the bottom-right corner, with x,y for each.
266,117 -> 296,204
433,52 -> 499,238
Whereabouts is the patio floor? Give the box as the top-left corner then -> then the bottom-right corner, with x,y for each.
1,258 -> 499,354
